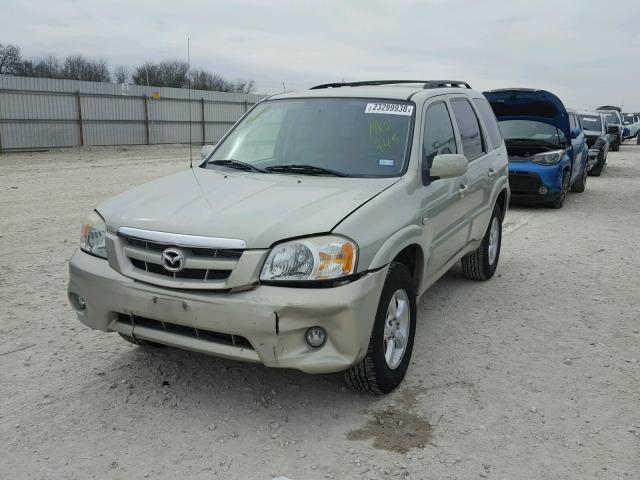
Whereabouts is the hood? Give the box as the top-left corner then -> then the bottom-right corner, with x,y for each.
484,89 -> 571,140
97,167 -> 399,248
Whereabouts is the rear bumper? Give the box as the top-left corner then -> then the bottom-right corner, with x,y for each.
68,250 -> 387,374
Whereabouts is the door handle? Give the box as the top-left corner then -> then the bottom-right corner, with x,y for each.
459,184 -> 469,197
487,168 -> 496,179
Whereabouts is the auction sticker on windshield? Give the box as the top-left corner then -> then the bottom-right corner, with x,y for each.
365,103 -> 414,116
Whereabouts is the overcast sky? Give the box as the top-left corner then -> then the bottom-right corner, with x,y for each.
3,0 -> 639,110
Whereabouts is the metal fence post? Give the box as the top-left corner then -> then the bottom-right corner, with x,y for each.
244,100 -> 248,112
0,90 -> 3,154
75,90 -> 84,146
201,98 -> 206,144
143,95 -> 150,145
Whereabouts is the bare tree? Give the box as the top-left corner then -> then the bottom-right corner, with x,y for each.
113,65 -> 131,84
0,43 -> 21,74
132,60 -> 189,88
15,55 -> 64,79
190,68 -> 255,93
2,43 -> 254,91
62,54 -> 110,82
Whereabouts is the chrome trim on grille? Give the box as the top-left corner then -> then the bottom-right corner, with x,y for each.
117,227 -> 247,250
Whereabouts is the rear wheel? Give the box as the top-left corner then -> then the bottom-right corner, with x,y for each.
344,262 -> 416,394
461,204 -> 502,281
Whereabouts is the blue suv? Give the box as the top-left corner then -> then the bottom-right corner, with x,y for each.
484,89 -> 588,209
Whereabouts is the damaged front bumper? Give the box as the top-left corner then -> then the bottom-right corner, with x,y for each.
67,250 -> 387,374
587,149 -> 600,170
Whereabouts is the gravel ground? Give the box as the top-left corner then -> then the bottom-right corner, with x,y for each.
1,143 -> 639,480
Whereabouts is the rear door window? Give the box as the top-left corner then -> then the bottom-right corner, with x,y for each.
451,99 -> 485,159
422,101 -> 457,169
473,98 -> 503,149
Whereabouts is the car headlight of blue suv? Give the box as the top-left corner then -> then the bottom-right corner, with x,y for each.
532,150 -> 564,165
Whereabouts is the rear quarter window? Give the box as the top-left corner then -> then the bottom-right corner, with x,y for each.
473,98 -> 503,149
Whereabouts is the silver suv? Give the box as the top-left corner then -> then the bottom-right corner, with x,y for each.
68,80 -> 510,394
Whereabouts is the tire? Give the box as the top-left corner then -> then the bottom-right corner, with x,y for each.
590,152 -> 604,177
344,262 -> 416,394
118,332 -> 164,347
547,170 -> 570,209
570,162 -> 587,193
461,203 -> 502,281
611,140 -> 620,152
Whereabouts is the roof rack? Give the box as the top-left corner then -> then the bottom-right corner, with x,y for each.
309,80 -> 472,90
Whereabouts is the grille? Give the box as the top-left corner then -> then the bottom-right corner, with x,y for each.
118,313 -> 253,349
118,232 -> 243,288
124,236 -> 242,259
509,171 -> 543,194
129,258 -> 230,280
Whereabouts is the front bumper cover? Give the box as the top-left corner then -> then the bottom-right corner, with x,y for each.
68,250 -> 387,374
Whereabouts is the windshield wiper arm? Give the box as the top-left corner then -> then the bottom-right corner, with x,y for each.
265,164 -> 347,177
208,159 -> 267,173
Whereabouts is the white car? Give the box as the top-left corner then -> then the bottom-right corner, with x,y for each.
622,114 -> 640,139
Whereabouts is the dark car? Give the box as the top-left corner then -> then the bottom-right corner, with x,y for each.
578,112 -> 611,176
596,106 -> 623,151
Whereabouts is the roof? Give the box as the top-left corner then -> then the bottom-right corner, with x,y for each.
267,80 -> 477,102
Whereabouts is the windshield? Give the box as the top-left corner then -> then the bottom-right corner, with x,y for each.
623,116 -> 634,124
205,98 -> 414,177
498,119 -> 565,145
604,113 -> 619,124
579,115 -> 602,132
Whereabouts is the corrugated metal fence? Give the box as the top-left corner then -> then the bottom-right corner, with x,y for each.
0,76 -> 266,152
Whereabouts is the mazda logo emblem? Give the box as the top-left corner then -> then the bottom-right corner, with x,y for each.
161,248 -> 185,272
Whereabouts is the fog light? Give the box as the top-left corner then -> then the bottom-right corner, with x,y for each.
538,186 -> 549,195
305,327 -> 327,348
69,293 -> 86,311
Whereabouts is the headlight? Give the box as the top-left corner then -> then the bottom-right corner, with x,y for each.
80,210 -> 107,259
260,235 -> 357,282
532,150 -> 564,165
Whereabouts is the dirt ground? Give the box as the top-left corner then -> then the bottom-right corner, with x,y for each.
1,143 -> 639,480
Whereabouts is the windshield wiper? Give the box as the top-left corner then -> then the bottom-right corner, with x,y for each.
208,159 -> 267,173
265,164 -> 347,177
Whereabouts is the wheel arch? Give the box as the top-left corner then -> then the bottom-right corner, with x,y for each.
368,225 -> 425,291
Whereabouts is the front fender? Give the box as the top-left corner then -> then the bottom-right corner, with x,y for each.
368,224 -> 424,272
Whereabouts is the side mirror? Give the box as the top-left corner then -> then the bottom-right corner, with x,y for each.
201,144 -> 215,160
570,127 -> 581,139
429,154 -> 468,179
607,125 -> 618,134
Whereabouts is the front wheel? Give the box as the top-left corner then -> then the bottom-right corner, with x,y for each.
570,162 -> 587,193
344,262 -> 416,394
461,203 -> 502,281
547,170 -> 570,209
